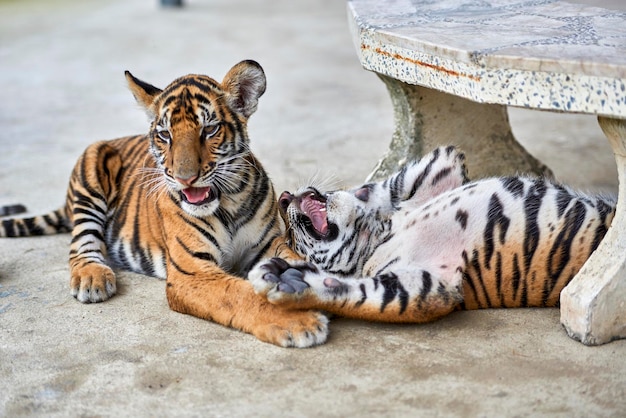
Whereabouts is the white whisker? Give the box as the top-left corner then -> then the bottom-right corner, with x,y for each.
212,170 -> 243,192
294,169 -> 341,194
135,166 -> 170,199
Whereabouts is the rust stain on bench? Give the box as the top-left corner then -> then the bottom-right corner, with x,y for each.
362,44 -> 481,82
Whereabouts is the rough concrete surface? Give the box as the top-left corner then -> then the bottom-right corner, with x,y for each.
1,0 -> 625,417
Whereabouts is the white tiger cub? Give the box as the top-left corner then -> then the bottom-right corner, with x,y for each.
248,146 -> 616,323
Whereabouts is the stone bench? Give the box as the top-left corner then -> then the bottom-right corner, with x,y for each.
348,0 -> 626,345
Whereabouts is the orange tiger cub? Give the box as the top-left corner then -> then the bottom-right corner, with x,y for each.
0,60 -> 327,347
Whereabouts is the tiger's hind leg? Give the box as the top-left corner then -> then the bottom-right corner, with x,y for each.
250,258 -> 463,323
67,142 -> 121,303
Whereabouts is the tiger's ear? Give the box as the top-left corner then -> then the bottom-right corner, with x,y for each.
221,60 -> 267,118
125,71 -> 163,118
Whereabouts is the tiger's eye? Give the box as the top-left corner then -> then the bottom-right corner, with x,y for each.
156,129 -> 171,143
203,123 -> 221,139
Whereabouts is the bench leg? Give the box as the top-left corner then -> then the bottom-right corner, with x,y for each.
367,74 -> 552,181
560,117 -> 626,345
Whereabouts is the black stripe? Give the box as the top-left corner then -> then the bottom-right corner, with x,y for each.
245,237 -> 276,275
181,215 -> 221,250
114,242 -> 130,270
437,282 -> 451,305
100,146 -> 119,193
131,198 -> 156,276
23,218 -> 44,236
214,207 -> 235,235
162,94 -> 178,109
460,251 -> 477,306
419,271 -> 433,300
162,77 -> 219,98
228,164 -> 271,228
495,251 -> 504,307
406,147 -> 440,201
470,249 -> 491,308
2,219 -> 17,237
72,199 -> 105,217
521,272 -> 529,307
590,199 -> 613,254
78,160 -> 106,204
223,110 -> 245,143
71,228 -> 105,244
72,217 -> 99,227
483,194 -> 510,269
522,179 -> 547,275
455,209 -> 468,230
374,256 -> 400,276
327,265 -> 358,277
44,211 -> 70,232
511,253 -> 522,302
501,177 -> 525,198
378,272 -> 408,314
75,249 -> 104,258
169,257 -> 195,276
355,284 -> 367,307
555,185 -> 573,218
328,228 -> 360,267
544,200 -> 586,305
431,167 -> 452,186
176,237 -> 218,264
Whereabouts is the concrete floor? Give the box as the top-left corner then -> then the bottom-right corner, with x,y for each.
1,0 -> 625,416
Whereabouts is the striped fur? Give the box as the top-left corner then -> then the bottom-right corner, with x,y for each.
250,146 -> 616,323
1,61 -> 327,347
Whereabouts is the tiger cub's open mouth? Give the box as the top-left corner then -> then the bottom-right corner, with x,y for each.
300,191 -> 328,236
180,186 -> 218,205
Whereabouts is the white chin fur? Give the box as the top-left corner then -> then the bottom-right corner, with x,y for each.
182,199 -> 220,218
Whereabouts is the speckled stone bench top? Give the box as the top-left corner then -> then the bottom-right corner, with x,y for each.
348,0 -> 626,117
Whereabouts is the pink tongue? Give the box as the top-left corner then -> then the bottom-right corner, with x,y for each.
311,211 -> 328,235
182,187 -> 211,204
302,196 -> 328,235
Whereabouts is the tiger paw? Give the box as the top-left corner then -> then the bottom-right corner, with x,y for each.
249,257 -> 321,306
255,309 -> 329,348
70,263 -> 117,303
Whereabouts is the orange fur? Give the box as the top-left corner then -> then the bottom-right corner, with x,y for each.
1,61 -> 328,347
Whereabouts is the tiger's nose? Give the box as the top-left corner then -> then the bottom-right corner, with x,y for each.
176,174 -> 198,187
279,191 -> 293,212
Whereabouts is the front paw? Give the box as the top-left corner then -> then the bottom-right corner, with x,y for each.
249,257 -> 318,304
256,310 -> 329,348
70,263 -> 117,303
